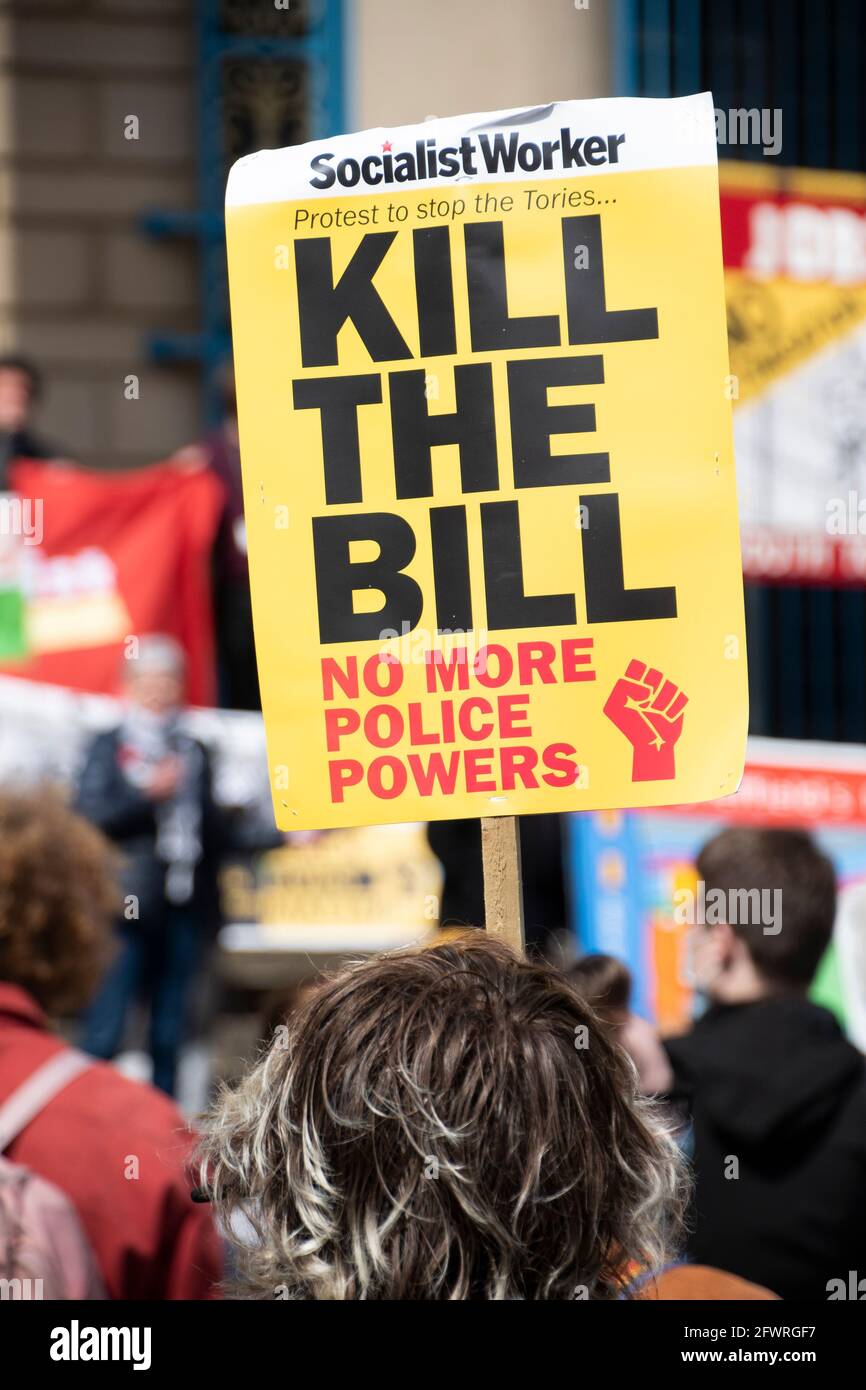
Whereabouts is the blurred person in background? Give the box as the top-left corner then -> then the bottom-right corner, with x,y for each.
76,634 -> 224,1096
0,792 -> 222,1299
0,355 -> 59,486
200,363 -> 259,712
198,934 -> 686,1300
567,953 -> 673,1096
665,826 -> 866,1300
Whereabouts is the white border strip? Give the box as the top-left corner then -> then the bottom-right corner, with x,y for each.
226,93 -> 718,207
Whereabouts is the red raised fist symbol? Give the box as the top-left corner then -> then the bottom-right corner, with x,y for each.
603,660 -> 688,782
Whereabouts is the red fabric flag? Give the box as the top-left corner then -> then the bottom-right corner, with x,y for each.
2,459 -> 224,705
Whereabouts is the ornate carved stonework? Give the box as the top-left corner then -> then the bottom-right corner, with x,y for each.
219,0 -> 312,39
222,59 -> 309,167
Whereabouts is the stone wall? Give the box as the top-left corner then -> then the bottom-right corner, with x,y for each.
0,0 -> 613,469
0,0 -> 199,469
353,0 -> 611,129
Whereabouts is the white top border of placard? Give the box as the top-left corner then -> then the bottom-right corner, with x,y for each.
225,92 -> 718,208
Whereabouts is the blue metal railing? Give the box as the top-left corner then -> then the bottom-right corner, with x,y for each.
142,0 -> 346,425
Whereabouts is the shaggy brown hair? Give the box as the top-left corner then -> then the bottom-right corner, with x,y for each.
567,953 -> 633,1021
0,791 -> 118,1014
200,934 -> 686,1300
696,827 -> 836,988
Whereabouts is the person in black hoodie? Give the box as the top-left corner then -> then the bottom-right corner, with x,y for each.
665,826 -> 866,1300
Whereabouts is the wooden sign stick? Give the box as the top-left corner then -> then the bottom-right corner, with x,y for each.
481,815 -> 525,954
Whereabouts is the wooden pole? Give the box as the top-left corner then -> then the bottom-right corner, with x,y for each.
480,814 -> 525,953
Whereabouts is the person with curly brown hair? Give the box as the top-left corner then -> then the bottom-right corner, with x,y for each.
0,792 -> 222,1299
198,933 -> 687,1300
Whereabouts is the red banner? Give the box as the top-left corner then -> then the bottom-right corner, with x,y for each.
651,751 -> 866,827
2,460 -> 223,705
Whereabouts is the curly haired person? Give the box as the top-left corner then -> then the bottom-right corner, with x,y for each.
199,934 -> 686,1300
0,792 -> 222,1299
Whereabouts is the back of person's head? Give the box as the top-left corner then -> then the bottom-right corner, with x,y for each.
200,934 -> 685,1300
130,632 -> 186,677
0,353 -> 41,403
696,826 -> 836,991
567,953 -> 632,1023
0,792 -> 117,1013
0,353 -> 41,388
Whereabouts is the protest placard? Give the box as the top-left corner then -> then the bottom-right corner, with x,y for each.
226,94 -> 747,859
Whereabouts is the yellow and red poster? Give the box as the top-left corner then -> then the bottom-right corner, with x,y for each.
227,94 -> 747,830
721,161 -> 866,582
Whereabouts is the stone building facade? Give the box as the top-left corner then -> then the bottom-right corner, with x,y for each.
0,0 -> 199,470
0,0 -> 609,470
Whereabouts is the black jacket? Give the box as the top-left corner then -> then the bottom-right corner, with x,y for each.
75,727 -> 224,930
665,997 -> 866,1300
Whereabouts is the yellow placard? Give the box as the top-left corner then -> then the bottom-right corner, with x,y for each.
227,96 -> 748,829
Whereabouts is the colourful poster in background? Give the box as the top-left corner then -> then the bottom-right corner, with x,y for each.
228,94 -> 747,830
722,162 -> 866,583
221,823 -> 442,933
0,461 -> 222,705
567,736 -> 866,1039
